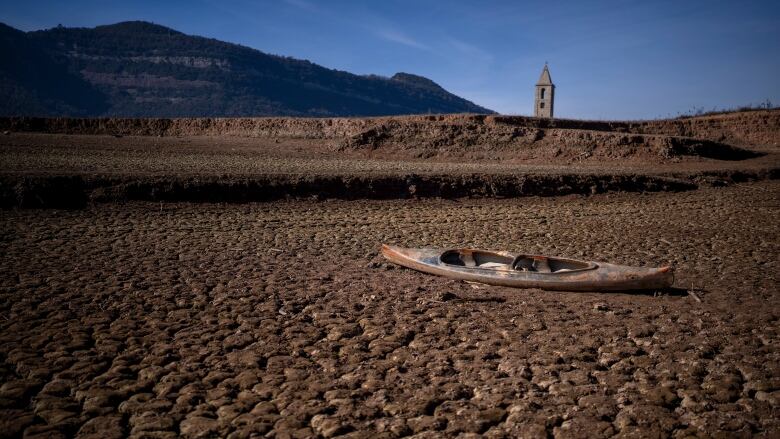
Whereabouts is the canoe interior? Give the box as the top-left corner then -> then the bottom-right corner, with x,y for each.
440,249 -> 595,273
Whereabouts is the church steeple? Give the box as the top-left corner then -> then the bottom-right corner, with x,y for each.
537,64 -> 553,86
534,64 -> 555,118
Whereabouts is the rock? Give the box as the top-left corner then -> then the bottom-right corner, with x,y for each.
234,390 -> 261,407
226,350 -> 263,368
479,408 -> 507,425
0,409 -> 35,437
233,371 -> 260,390
227,422 -> 273,438
0,379 -> 42,400
118,393 -> 156,415
36,409 -> 78,425
179,416 -> 221,438
553,417 -> 615,438
250,401 -> 277,416
128,433 -> 178,439
82,394 -> 117,415
375,417 -> 411,436
22,424 -> 68,439
223,332 -> 253,350
130,412 -> 176,433
40,380 -> 73,397
507,423 -> 548,438
745,379 -> 774,392
755,390 -> 779,406
407,415 -> 446,433
216,404 -> 243,423
643,386 -> 679,407
326,324 -> 360,341
628,324 -> 656,338
310,414 -> 350,438
250,383 -> 276,400
76,415 -> 125,439
137,366 -> 166,383
436,291 -> 458,302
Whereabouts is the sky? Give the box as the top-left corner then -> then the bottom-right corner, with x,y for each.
1,0 -> 779,119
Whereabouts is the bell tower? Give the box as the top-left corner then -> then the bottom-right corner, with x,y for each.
534,64 -> 554,118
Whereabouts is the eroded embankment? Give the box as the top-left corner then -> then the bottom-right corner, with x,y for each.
336,122 -> 761,161
2,169 -> 777,209
1,109 -> 777,147
1,111 -> 772,163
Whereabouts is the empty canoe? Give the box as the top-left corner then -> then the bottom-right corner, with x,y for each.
381,245 -> 674,291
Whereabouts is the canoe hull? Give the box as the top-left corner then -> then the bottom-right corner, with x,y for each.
381,245 -> 674,291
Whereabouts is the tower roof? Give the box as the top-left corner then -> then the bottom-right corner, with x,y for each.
536,64 -> 553,86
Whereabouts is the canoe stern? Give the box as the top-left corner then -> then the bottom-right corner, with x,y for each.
595,263 -> 675,290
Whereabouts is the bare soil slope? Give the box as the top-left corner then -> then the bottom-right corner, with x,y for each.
0,132 -> 776,208
0,110 -> 777,207
3,109 -> 778,149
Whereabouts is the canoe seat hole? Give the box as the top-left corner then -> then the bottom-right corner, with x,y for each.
440,250 -> 594,273
512,255 -> 591,272
441,250 -> 513,269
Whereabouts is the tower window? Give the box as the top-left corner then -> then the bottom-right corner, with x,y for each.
540,88 -> 545,99
540,102 -> 545,108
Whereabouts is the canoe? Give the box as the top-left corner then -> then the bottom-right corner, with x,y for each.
381,244 -> 674,291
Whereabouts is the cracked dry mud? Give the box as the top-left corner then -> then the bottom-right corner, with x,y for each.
1,182 -> 778,438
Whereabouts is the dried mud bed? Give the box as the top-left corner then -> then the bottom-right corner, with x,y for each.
1,182 -> 778,438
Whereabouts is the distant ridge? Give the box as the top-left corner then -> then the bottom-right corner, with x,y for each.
0,21 -> 493,117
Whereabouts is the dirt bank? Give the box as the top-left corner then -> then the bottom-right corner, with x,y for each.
0,173 -> 695,209
1,129 -> 778,208
3,168 -> 779,209
0,110 -> 777,207
337,122 -> 761,161
1,109 -> 777,148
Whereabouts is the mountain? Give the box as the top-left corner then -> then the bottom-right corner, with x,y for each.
0,21 -> 493,117
0,23 -> 107,116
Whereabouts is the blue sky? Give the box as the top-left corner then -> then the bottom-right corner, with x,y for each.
2,0 -> 779,119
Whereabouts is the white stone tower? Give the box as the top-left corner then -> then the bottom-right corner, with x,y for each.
534,64 -> 554,118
